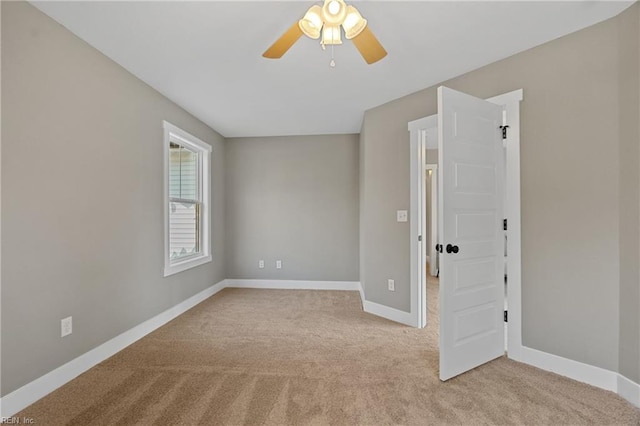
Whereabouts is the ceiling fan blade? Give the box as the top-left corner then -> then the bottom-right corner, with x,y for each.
263,22 -> 304,59
351,26 -> 387,65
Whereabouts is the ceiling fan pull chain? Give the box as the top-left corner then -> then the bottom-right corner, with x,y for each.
330,44 -> 336,68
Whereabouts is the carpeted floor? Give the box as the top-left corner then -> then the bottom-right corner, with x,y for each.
17,278 -> 640,425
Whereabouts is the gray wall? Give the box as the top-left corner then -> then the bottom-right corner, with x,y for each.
225,134 -> 359,282
618,3 -> 640,384
1,2 -> 226,396
360,5 -> 639,374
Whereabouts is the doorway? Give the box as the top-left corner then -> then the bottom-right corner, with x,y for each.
424,164 -> 438,277
408,88 -> 524,371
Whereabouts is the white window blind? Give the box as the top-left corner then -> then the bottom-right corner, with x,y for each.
169,143 -> 200,261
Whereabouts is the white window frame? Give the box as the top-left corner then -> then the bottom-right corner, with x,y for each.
163,121 -> 212,277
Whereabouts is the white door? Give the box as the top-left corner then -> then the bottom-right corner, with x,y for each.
438,86 -> 505,381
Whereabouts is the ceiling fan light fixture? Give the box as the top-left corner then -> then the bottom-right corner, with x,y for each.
298,5 -> 323,39
322,0 -> 347,25
321,24 -> 342,45
262,0 -> 386,65
342,5 -> 367,39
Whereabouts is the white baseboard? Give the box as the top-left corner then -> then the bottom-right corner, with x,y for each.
618,374 -> 640,407
357,284 -> 365,308
225,279 -> 361,291
519,345 -> 640,408
519,346 -> 618,391
362,299 -> 416,327
0,280 -> 228,419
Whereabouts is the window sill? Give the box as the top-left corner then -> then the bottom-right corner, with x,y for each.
164,254 -> 212,277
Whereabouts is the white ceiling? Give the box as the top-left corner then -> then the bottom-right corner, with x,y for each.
32,1 -> 634,138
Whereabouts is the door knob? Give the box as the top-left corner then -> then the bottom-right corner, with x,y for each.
446,244 -> 459,254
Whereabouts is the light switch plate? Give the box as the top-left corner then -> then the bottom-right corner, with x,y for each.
397,210 -> 408,222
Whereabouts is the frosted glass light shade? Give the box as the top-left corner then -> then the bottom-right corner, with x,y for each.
342,5 -> 367,39
298,5 -> 323,39
321,24 -> 342,45
322,0 -> 346,25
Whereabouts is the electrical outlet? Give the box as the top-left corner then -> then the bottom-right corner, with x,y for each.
61,316 -> 72,337
276,260 -> 282,269
258,260 -> 265,269
388,279 -> 395,292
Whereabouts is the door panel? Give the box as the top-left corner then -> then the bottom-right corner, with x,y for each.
438,86 -> 505,381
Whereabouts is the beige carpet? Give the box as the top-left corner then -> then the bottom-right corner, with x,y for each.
17,278 -> 640,425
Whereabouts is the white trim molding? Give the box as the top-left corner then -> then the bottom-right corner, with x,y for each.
357,284 -> 365,307
518,345 -> 640,408
362,300 -> 416,327
487,89 -> 524,361
618,374 -> 640,408
519,346 -> 618,391
408,114 -> 437,329
0,280 -> 228,419
225,279 -> 361,291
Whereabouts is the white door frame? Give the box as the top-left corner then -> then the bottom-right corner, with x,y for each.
408,89 -> 523,358
409,115 -> 437,329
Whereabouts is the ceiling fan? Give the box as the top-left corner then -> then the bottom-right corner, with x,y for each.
262,0 -> 387,65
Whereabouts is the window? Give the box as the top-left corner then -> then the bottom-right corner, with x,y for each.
163,121 -> 211,276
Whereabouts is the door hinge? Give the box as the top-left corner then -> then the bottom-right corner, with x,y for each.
503,219 -> 507,231
418,235 -> 422,242
500,125 -> 510,140
504,310 -> 508,322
